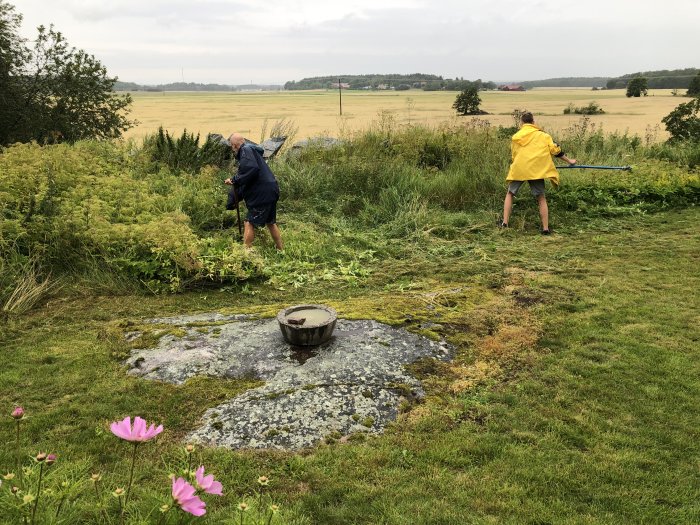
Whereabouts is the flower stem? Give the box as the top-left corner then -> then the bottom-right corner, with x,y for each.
94,481 -> 110,524
30,463 -> 44,525
15,420 -> 22,487
156,506 -> 171,525
55,495 -> 66,517
124,442 -> 139,508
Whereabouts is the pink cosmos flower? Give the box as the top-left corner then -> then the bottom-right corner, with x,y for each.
172,477 -> 206,516
45,454 -> 57,466
110,416 -> 163,442
194,466 -> 223,496
11,407 -> 24,419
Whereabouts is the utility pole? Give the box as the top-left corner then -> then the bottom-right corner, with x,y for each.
338,77 -> 342,116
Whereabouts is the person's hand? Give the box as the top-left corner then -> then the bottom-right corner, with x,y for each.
568,158 -> 577,165
224,178 -> 232,185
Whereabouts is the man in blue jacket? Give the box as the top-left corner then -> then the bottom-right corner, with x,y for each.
225,133 -> 284,250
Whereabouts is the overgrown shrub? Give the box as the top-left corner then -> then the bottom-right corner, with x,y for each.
0,141 -> 261,300
1,118 -> 698,308
563,102 -> 605,115
144,127 -> 231,173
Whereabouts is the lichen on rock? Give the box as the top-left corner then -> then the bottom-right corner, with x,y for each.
125,314 -> 451,450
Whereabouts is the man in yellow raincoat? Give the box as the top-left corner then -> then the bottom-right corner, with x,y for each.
501,112 -> 576,234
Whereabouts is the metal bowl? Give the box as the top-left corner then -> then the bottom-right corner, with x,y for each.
277,304 -> 337,346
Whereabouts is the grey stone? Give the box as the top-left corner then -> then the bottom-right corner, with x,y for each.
289,137 -> 342,153
125,315 -> 451,450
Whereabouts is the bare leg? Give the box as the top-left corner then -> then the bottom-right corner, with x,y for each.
502,192 -> 514,225
267,223 -> 284,250
243,221 -> 255,248
537,194 -> 549,231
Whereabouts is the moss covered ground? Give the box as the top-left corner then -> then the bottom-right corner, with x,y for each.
2,205 -> 699,523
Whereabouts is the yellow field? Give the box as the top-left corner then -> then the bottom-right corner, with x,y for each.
122,88 -> 685,143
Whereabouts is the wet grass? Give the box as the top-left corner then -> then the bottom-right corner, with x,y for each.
1,208 -> 699,523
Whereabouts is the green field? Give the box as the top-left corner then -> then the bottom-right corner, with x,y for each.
124,88 -> 686,143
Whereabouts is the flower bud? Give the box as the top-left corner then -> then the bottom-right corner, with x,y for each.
3,473 -> 15,480
112,487 -> 125,498
45,454 -> 57,466
91,473 -> 102,482
23,494 -> 35,504
257,475 -> 270,486
160,504 -> 170,513
35,452 -> 47,463
11,407 -> 25,420
11,486 -> 20,494
238,502 -> 249,511
185,444 -> 195,453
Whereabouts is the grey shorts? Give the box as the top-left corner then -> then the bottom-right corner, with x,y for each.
508,179 -> 545,196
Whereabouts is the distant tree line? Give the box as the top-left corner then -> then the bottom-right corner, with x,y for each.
112,81 -> 283,92
606,68 -> 699,89
520,77 -> 610,88
283,74 -> 496,91
285,74 -> 441,90
424,78 -> 497,91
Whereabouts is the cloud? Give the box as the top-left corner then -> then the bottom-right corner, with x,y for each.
14,0 -> 700,84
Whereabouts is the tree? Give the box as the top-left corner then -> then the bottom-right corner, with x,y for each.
686,72 -> 700,97
626,77 -> 648,97
0,1 -> 30,145
662,98 -> 700,142
0,0 -> 134,145
453,87 -> 483,115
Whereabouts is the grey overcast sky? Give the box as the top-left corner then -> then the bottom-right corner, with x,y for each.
14,0 -> 700,85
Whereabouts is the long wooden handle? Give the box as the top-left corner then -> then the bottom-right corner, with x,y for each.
232,185 -> 242,236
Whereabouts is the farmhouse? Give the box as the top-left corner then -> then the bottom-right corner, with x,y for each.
499,84 -> 526,91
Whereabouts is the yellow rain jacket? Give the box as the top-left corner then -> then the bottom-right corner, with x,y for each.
506,124 -> 562,187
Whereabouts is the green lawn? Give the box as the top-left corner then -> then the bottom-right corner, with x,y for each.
2,208 -> 699,524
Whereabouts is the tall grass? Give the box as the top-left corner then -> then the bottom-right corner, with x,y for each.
2,259 -> 59,315
0,117 -> 697,309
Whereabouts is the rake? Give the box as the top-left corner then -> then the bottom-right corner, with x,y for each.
557,165 -> 632,171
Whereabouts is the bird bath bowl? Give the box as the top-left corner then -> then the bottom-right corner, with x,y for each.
277,304 -> 337,346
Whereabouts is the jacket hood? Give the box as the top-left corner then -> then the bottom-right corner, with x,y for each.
512,124 -> 541,147
249,144 -> 264,155
236,142 -> 265,159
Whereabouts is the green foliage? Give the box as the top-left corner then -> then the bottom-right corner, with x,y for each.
686,72 -> 700,97
563,101 -> 605,115
0,116 -> 698,309
0,141 -> 262,300
145,127 -> 231,173
452,87 -> 483,116
626,77 -> 648,97
648,140 -> 700,170
662,98 -> 700,142
0,1 -> 134,145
